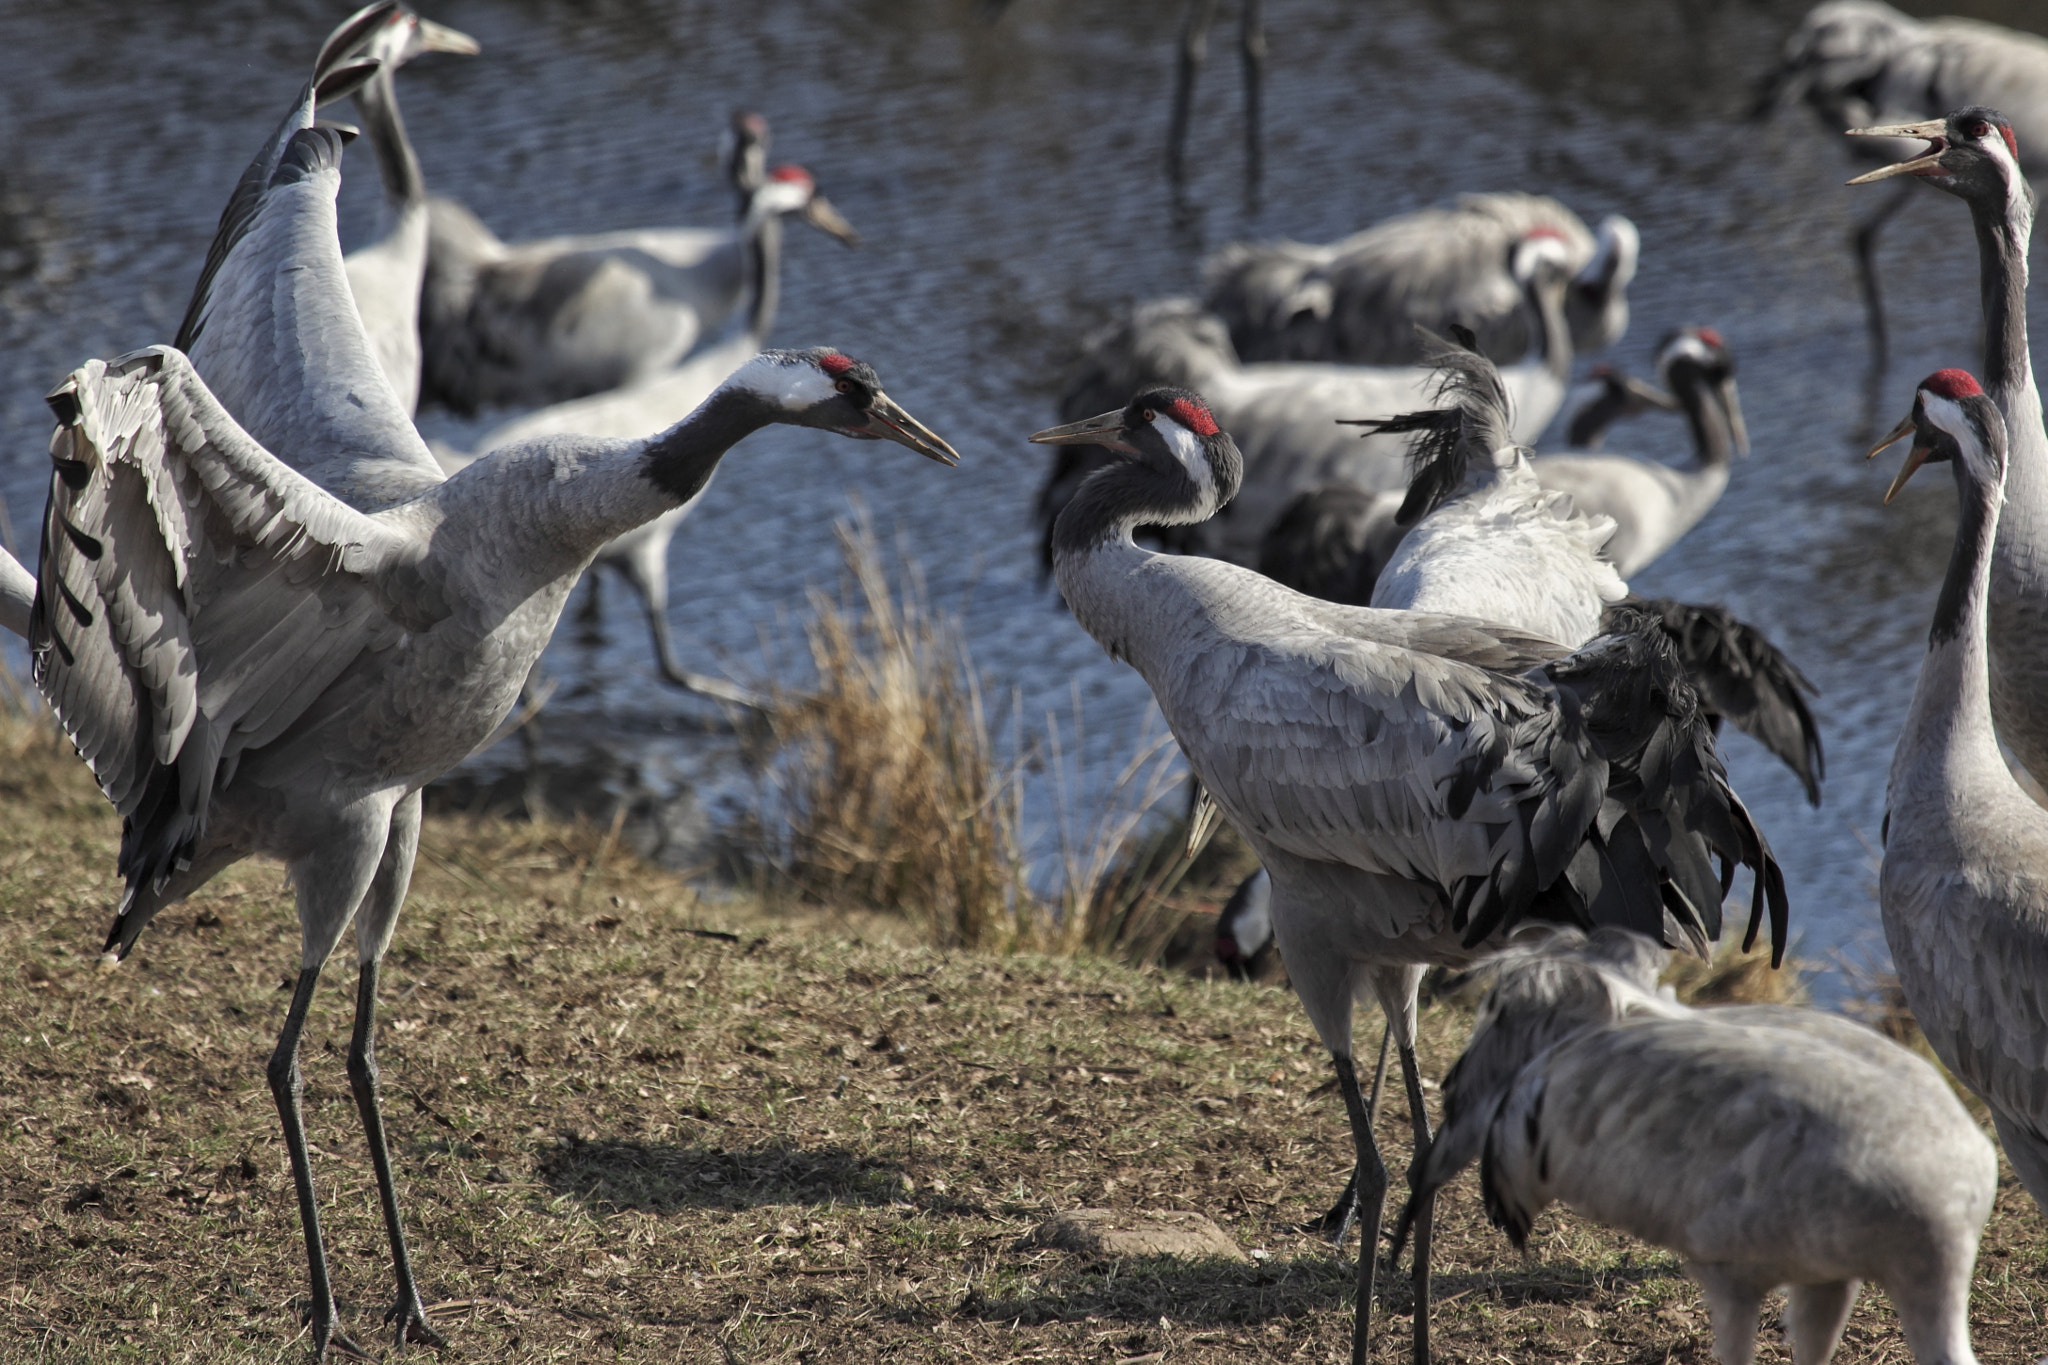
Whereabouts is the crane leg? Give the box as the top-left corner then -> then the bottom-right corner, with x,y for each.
1167,0 -> 1219,189
1688,1264 -> 1765,1365
1239,0 -> 1265,206
576,570 -> 604,626
1331,1050 -> 1389,1365
1315,1023 -> 1391,1238
345,793 -> 445,1351
620,539 -> 760,708
1851,178 -> 1914,368
1394,1036 -> 1435,1365
1784,1280 -> 1859,1365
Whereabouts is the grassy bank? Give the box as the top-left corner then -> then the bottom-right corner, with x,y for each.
2,717 -> 2046,1363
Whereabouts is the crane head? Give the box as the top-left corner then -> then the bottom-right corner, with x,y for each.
1845,107 -> 2021,203
1657,327 -> 1747,456
340,1 -> 479,69
1028,388 -> 1242,514
750,167 -> 862,246
742,349 -> 959,465
1867,368 -> 2004,504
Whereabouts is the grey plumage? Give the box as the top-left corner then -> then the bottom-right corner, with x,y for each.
1033,378 -> 1783,1365
1201,193 -> 1637,365
1873,368 -> 2048,1226
337,4 -> 479,414
1403,927 -> 1994,1365
0,544 -> 34,640
417,115 -> 856,415
34,68 -> 956,1358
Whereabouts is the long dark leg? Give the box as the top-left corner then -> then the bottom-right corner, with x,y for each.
1316,1022 -> 1391,1238
1852,178 -> 1915,369
345,793 -> 442,1351
1167,0 -> 1218,190
575,570 -> 604,627
1395,1038 -> 1435,1365
1333,1050 -> 1389,1365
1239,0 -> 1265,207
270,968 -> 374,1362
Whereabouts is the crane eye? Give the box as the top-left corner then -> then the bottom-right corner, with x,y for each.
1141,408 -> 1156,423
834,380 -> 854,395
1969,120 -> 1991,139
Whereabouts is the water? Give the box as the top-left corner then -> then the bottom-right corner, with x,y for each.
3,0 -> 2042,989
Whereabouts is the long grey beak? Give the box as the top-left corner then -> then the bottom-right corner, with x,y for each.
1620,373 -> 1679,413
802,193 -> 861,247
1719,375 -> 1750,456
1867,411 -> 1930,504
856,393 -> 959,466
418,17 -> 482,56
1845,118 -> 1948,184
1028,409 -> 1138,452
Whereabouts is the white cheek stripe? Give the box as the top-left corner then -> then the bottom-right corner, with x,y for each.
737,355 -> 836,411
1154,415 -> 1215,498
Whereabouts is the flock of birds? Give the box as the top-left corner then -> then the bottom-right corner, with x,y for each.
6,3 -> 2048,1363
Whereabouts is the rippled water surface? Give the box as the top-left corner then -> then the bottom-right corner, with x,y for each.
4,0 -> 2045,987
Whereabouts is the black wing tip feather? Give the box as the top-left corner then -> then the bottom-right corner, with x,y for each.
1342,325 -> 1514,526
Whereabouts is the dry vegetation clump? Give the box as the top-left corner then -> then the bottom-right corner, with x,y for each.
1662,936 -> 1809,1006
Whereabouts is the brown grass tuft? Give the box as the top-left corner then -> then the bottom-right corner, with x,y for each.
1663,937 -> 1810,1006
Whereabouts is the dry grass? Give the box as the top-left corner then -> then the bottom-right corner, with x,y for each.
2,710 -> 2047,1363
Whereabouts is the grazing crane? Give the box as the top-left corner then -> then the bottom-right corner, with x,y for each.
36,95 -> 955,1360
1871,367 -> 2048,1219
1564,366 -> 1674,451
337,2 -> 478,414
1202,193 -> 1637,366
418,123 -> 857,415
1756,2 -> 2048,358
432,151 -> 837,704
0,545 -> 30,639
1036,229 -> 1578,572
1029,379 -> 1784,1365
1849,107 -> 2048,785
1530,327 -> 1748,578
1397,926 -> 1994,1365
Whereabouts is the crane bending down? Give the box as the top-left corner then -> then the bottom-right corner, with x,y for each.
435,150 -> 839,704
1756,2 -> 2048,359
35,108 -> 955,1362
419,118 -> 857,415
336,1 -> 478,414
1871,368 -> 2048,1222
1848,108 -> 2048,786
1030,379 -> 1784,1365
1202,193 -> 1637,366
1036,229 -> 1578,572
1399,927 -> 1992,1365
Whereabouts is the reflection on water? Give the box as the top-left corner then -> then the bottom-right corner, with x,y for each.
3,0 -> 2044,992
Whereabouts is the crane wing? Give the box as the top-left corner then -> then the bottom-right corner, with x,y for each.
31,346 -> 432,914
178,122 -> 444,508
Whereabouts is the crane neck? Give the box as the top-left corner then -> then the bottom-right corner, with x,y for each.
1894,454 -> 2007,802
639,383 -> 773,507
1972,186 -> 2034,406
740,209 -> 784,345
1050,452 -> 1237,566
353,67 -> 426,209
1524,270 -> 1572,388
1672,367 -> 1736,469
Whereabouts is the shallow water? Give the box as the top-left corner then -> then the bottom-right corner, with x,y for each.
3,0 -> 2043,992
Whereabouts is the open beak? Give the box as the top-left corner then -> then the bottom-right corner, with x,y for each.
803,193 -> 861,247
417,17 -> 481,56
1845,118 -> 1949,184
1028,409 -> 1138,453
1867,412 -> 1931,504
853,392 -> 959,466
1718,376 -> 1750,456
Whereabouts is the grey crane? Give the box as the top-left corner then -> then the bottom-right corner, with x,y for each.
418,120 -> 857,415
1397,926 -> 1994,1365
1529,327 -> 1748,578
432,149 -> 833,705
1029,381 -> 1784,1365
35,97 -> 954,1360
1849,107 -> 2048,786
336,1 -> 478,415
1202,193 -> 1637,366
1870,367 -> 2048,1220
1563,366 -> 1675,451
0,544 -> 30,640
1035,228 -> 1579,573
1757,2 -> 2048,359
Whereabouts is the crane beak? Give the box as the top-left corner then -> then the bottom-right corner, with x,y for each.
1845,119 -> 1949,184
802,193 -> 862,247
850,393 -> 959,466
417,17 -> 482,56
1718,376 -> 1750,456
1868,412 -> 1931,504
1028,410 -> 1139,453
1619,373 -> 1680,413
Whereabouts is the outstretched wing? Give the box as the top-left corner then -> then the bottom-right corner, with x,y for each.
31,346 -> 428,913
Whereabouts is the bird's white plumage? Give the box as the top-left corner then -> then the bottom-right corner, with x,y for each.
0,544 -> 36,640
1153,412 -> 1218,503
